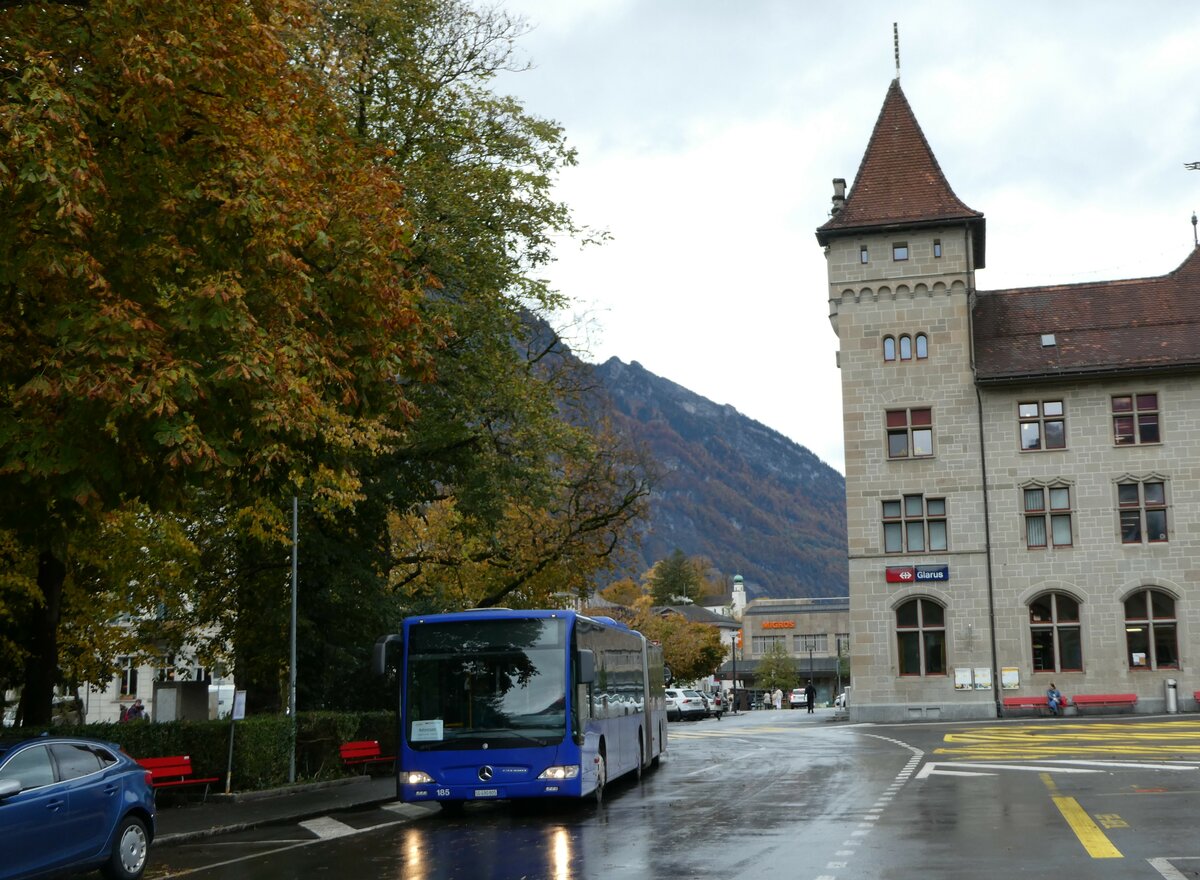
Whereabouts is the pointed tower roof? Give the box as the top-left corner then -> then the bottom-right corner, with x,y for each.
817,79 -> 985,267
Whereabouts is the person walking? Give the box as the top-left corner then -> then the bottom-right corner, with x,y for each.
1046,682 -> 1064,716
804,680 -> 816,714
772,687 -> 782,710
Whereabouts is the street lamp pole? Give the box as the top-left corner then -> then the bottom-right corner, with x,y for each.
836,636 -> 842,699
731,631 -> 738,715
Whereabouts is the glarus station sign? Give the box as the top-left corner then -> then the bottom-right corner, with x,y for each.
885,565 -> 950,584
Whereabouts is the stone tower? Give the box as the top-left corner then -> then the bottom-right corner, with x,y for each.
815,79 -> 993,721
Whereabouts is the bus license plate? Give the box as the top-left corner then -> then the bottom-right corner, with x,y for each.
474,788 -> 498,798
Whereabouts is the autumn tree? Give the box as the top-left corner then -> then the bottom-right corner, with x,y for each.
755,642 -> 800,695
0,0 -> 436,722
599,577 -> 644,608
626,599 -> 723,684
294,0 -> 649,616
647,549 -> 704,606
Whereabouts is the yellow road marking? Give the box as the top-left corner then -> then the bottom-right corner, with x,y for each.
934,721 -> 1200,761
1041,772 -> 1122,858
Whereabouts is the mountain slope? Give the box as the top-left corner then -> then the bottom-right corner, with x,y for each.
592,357 -> 848,599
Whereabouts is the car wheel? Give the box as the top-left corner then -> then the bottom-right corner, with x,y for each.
101,815 -> 149,880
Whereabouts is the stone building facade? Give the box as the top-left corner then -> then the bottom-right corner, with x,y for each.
725,597 -> 850,706
819,78 -> 1200,722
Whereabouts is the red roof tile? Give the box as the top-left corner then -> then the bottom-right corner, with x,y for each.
817,80 -> 984,263
973,247 -> 1200,382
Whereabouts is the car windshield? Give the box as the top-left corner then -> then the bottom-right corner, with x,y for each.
683,690 -> 702,699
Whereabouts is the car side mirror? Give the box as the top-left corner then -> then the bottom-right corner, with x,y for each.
0,779 -> 21,799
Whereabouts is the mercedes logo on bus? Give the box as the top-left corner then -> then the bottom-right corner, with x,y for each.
478,765 -> 494,782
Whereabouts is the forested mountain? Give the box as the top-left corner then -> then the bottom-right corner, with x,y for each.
591,357 -> 848,599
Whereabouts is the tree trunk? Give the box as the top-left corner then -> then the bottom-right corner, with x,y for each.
18,550 -> 66,726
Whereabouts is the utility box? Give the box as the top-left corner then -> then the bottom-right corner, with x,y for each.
152,681 -> 210,722
1165,678 -> 1178,714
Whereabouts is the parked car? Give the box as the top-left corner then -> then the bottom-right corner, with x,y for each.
0,736 -> 156,880
834,688 -> 851,708
665,687 -> 707,721
789,688 -> 806,709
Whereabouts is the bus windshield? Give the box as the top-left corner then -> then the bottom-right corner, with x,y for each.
406,617 -> 568,749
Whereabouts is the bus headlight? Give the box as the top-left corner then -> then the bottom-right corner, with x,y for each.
404,771 -> 434,784
537,765 -> 580,781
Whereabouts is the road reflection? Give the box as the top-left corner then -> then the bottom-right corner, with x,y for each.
396,810 -> 582,880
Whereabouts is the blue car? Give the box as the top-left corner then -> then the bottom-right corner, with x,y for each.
0,736 -> 156,880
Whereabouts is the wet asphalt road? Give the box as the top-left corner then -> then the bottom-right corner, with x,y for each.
145,708 -> 1200,880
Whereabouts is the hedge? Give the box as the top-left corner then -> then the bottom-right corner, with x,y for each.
13,710 -> 397,793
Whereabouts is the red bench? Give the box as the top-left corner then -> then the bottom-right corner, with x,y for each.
339,740 -> 395,773
1071,693 -> 1137,712
137,755 -> 221,801
1002,695 -> 1069,715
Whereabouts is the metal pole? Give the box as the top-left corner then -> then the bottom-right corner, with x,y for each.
836,637 -> 842,699
731,632 -> 738,715
289,495 -> 298,784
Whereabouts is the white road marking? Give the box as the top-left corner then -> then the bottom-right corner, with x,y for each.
1148,857 -> 1194,880
917,759 -> 1198,780
299,817 -> 357,839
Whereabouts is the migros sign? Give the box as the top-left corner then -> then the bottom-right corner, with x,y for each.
761,621 -> 796,629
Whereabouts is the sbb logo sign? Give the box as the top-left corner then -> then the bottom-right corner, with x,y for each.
886,566 -> 915,583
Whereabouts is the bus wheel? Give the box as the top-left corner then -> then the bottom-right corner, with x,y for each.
438,801 -> 464,816
635,737 -> 644,782
594,750 -> 606,805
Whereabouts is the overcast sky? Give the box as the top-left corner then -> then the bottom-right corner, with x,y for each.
493,2 -> 1200,474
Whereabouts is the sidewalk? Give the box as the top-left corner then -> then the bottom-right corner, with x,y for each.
155,774 -> 405,846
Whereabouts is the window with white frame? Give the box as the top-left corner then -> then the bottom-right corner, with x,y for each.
793,634 -> 828,653
751,635 -> 787,656
117,657 -> 138,698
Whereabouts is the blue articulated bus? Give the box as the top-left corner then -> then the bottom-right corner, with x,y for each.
373,609 -> 666,807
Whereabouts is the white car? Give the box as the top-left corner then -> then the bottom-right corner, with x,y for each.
834,688 -> 850,708
789,688 -> 806,709
665,687 -> 706,721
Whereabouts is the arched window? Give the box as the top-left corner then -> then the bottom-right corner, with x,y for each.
1029,592 -> 1082,672
1125,588 -> 1178,669
899,335 -> 912,360
915,333 -> 928,359
896,598 -> 945,676
883,336 -> 896,362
